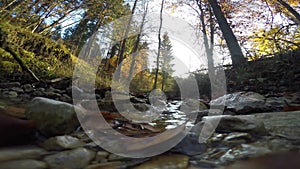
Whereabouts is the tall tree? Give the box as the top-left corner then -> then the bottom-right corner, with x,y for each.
160,33 -> 175,91
115,0 -> 139,81
207,0 -> 245,67
193,0 -> 215,73
63,0 -> 129,55
277,0 -> 300,24
128,1 -> 149,81
153,0 -> 165,90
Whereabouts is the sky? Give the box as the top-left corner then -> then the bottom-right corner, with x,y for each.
137,0 -> 207,77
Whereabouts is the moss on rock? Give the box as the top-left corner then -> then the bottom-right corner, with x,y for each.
0,20 -> 74,80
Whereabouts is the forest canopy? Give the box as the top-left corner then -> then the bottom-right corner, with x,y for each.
0,0 -> 299,93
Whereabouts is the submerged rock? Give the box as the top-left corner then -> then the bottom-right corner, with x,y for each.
0,146 -> 47,162
171,133 -> 207,155
134,154 -> 189,169
85,161 -> 124,169
181,99 -> 208,113
218,151 -> 300,169
42,135 -> 84,150
0,159 -> 47,169
2,91 -> 18,98
0,82 -> 21,88
23,84 -> 34,93
11,87 -> 24,93
219,144 -> 272,164
26,97 -> 82,136
94,151 -> 109,162
223,132 -> 252,142
43,148 -> 95,169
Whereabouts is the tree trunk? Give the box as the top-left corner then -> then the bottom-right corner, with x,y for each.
0,0 -> 23,19
196,0 -> 214,73
1,0 -> 22,12
161,73 -> 166,91
208,0 -> 245,67
128,2 -> 149,82
208,4 -> 215,59
38,7 -> 80,34
277,0 -> 300,24
115,0 -> 139,81
153,0 -> 165,90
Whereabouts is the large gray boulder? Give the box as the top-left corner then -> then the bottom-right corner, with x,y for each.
210,92 -> 272,114
214,116 -> 267,135
192,115 -> 267,140
26,97 -> 82,136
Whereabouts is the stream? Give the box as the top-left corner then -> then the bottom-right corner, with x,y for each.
0,92 -> 300,169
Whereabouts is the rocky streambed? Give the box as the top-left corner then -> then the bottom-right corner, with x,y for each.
0,82 -> 300,169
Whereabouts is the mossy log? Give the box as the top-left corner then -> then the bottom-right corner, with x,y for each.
4,46 -> 40,82
1,26 -> 39,81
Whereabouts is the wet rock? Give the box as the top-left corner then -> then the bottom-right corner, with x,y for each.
190,159 -> 218,169
23,84 -> 34,93
67,86 -> 83,97
266,97 -> 290,110
133,103 -> 150,112
31,90 -> 45,97
11,87 -> 24,93
0,101 -> 6,112
71,131 -> 90,140
0,82 -> 20,88
193,110 -> 209,123
97,100 -> 117,112
0,159 -> 47,169
85,161 -> 124,169
130,96 -> 147,104
134,154 -> 189,169
2,91 -> 18,98
42,135 -> 84,150
290,92 -> 300,103
43,148 -> 95,169
59,94 -> 72,103
209,133 -> 226,143
45,87 -> 61,93
219,144 -> 271,164
26,97 -> 81,136
223,132 -> 252,142
83,142 -> 99,151
171,133 -> 207,155
95,151 -> 109,162
202,115 -> 267,136
104,91 -> 129,102
107,154 -> 129,161
211,92 -> 272,114
181,99 -> 208,113
44,91 -> 61,99
0,146 -> 47,162
252,111 -> 300,138
267,138 -> 300,152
